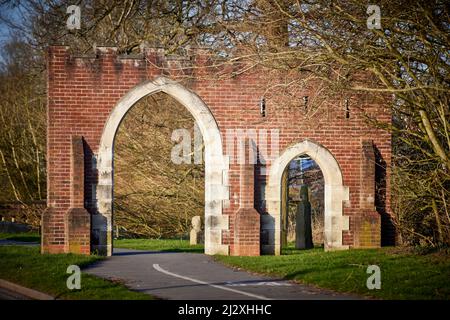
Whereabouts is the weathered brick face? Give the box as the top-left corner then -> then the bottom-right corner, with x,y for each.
354,141 -> 381,248
44,45 -> 393,255
233,139 -> 260,256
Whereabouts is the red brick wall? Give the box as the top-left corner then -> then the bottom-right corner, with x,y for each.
44,45 -> 392,254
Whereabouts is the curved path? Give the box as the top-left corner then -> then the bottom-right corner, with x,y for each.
84,248 -> 361,300
0,287 -> 31,300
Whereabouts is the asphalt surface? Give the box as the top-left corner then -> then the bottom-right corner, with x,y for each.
84,248 -> 360,300
0,287 -> 31,300
0,240 -> 39,246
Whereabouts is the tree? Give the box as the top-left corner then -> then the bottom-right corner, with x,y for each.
204,0 -> 450,246
0,0 -> 448,245
0,38 -> 46,227
113,93 -> 204,238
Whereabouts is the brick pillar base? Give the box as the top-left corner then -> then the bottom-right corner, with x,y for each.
41,207 -> 66,254
353,212 -> 381,248
234,208 -> 260,256
66,208 -> 91,254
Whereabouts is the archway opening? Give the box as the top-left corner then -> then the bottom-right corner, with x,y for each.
112,92 -> 205,253
265,140 -> 349,255
281,155 -> 325,254
95,78 -> 230,257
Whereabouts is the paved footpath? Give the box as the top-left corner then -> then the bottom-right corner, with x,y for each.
0,240 -> 39,246
0,287 -> 31,300
84,248 -> 361,300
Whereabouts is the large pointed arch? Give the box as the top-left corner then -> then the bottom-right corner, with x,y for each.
94,77 -> 230,256
263,140 -> 350,255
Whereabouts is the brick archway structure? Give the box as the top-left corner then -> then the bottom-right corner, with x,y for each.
43,45 -> 392,256
95,77 -> 229,256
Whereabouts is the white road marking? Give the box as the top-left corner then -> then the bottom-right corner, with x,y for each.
152,264 -> 272,300
225,281 -> 292,287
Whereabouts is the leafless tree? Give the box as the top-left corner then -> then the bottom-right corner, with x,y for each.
0,0 -> 447,244
113,92 -> 204,238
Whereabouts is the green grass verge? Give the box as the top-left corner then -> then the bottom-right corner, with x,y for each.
214,246 -> 450,300
0,232 -> 40,242
114,238 -> 204,253
0,246 -> 151,300
7,237 -> 446,300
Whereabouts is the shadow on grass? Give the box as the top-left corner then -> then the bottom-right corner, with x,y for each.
158,247 -> 204,253
0,233 -> 40,242
283,269 -> 316,280
113,238 -> 204,254
113,248 -> 204,255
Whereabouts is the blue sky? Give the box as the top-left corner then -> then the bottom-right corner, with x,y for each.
0,4 -> 23,64
0,4 -> 21,38
289,156 -> 315,171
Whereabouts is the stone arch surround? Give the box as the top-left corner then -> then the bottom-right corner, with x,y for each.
95,77 -> 230,256
263,140 -> 350,255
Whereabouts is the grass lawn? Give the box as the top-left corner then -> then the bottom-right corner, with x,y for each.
0,246 -> 151,299
0,232 -> 40,242
4,236 -> 447,300
214,245 -> 450,300
114,238 -> 204,253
